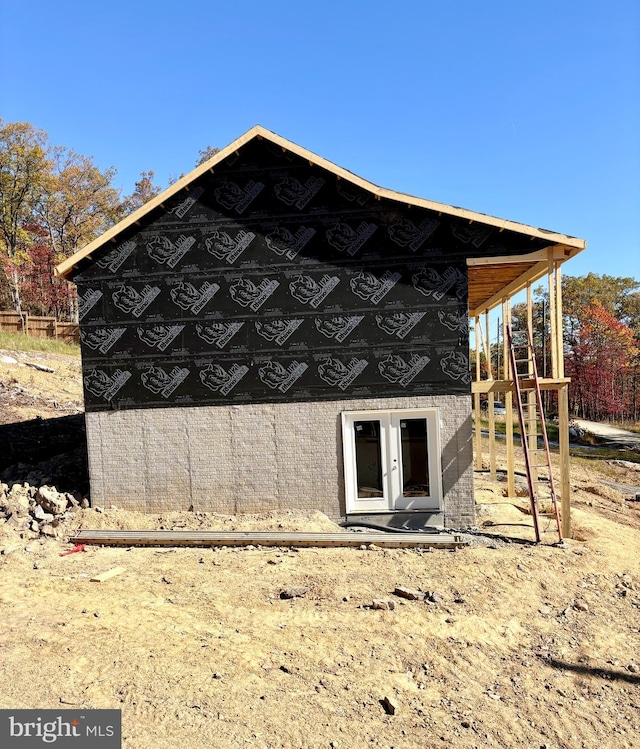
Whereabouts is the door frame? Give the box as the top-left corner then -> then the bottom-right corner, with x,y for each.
341,408 -> 443,514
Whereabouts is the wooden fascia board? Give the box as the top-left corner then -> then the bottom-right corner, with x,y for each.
466,244 -> 574,267
468,260 -> 549,317
56,124 -> 586,279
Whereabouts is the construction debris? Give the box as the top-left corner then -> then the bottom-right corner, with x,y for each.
90,566 -> 126,583
0,481 -> 82,539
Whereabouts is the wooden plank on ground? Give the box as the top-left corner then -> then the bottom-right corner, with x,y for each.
90,566 -> 127,582
72,530 -> 466,549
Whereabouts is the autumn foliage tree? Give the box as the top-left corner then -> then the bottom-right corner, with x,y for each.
0,121 -> 51,313
567,300 -> 638,421
0,119 -> 167,320
512,275 -> 640,423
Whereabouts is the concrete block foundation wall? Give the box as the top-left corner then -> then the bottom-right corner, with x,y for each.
85,394 -> 475,527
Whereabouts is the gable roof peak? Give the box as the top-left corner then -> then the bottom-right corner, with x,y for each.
56,126 -> 585,279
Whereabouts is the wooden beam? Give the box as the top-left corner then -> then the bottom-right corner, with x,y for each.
555,262 -> 564,378
503,300 -> 515,497
466,244 -> 570,267
548,255 -> 558,379
472,378 -> 571,394
474,316 -> 483,470
469,261 -> 548,317
72,530 -> 467,549
558,385 -> 571,538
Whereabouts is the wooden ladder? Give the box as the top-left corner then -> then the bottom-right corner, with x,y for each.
506,323 -> 563,543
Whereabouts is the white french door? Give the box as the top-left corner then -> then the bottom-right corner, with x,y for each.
342,409 -> 442,513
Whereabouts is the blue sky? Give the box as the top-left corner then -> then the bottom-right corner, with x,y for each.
1,0 -> 638,281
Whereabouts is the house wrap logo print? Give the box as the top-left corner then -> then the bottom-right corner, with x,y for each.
1,709 -> 121,747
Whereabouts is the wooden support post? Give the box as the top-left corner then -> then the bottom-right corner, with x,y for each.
474,316 -> 483,470
548,255 -> 558,379
555,264 -> 570,537
558,384 -> 571,538
503,300 -> 515,497
486,311 -> 496,481
555,263 -> 564,378
484,311 -> 493,380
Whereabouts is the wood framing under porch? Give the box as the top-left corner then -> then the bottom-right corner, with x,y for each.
468,246 -> 576,539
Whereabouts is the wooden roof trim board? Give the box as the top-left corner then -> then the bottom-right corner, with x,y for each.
56,124 -> 586,279
466,244 -> 574,267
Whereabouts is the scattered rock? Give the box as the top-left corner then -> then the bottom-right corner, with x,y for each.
393,586 -> 425,601
426,591 -> 443,604
381,695 -> 398,715
573,600 -> 589,612
25,361 -> 55,373
5,514 -> 31,531
1,545 -> 20,555
35,486 -> 68,516
280,587 -> 308,599
371,599 -> 396,611
33,505 -> 54,522
608,460 -> 640,472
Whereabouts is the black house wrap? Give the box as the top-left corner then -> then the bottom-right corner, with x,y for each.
74,137 -> 553,413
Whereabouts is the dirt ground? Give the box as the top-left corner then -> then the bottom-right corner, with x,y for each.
1,345 -> 639,749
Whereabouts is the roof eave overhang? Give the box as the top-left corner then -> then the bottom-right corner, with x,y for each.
467,244 -> 582,317
56,124 -> 587,280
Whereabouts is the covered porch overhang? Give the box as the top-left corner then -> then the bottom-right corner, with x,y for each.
466,241 -> 585,539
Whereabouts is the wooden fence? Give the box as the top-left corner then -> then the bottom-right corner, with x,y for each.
0,311 -> 79,345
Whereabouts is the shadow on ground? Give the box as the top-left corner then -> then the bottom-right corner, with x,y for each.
0,414 -> 89,496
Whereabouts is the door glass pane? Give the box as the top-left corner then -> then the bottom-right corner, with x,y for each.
400,418 -> 430,497
354,420 -> 384,498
